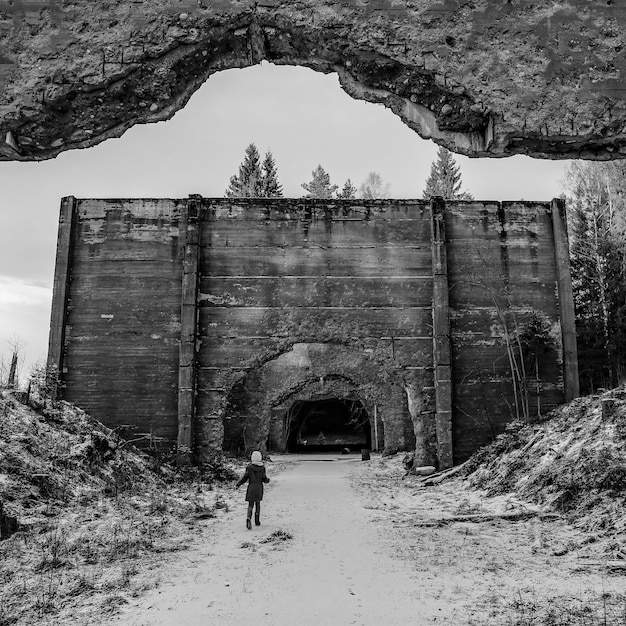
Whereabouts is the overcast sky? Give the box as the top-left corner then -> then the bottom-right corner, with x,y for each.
0,63 -> 572,376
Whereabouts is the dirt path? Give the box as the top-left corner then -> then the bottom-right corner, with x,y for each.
117,456 -> 433,625
115,455 -> 625,626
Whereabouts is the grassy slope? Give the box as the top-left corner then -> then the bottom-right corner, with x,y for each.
462,388 -> 626,555
0,391 -> 240,626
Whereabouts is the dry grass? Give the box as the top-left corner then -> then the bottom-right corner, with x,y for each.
469,589 -> 626,626
461,389 -> 626,555
0,391 -> 242,626
356,388 -> 626,625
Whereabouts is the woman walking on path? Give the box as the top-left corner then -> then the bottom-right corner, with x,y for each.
236,451 -> 270,529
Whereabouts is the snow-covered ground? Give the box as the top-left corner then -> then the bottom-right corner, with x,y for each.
2,389 -> 625,626
112,454 -> 625,626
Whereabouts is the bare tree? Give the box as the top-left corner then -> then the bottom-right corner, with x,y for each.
359,172 -> 391,199
0,354 -> 7,388
566,161 -> 626,390
2,335 -> 25,389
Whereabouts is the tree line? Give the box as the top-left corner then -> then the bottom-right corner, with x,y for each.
224,143 -> 471,200
224,142 -> 626,396
3,148 -> 618,398
565,161 -> 626,392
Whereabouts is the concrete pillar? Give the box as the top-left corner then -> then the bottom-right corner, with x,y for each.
177,195 -> 202,465
430,197 -> 453,469
551,198 -> 579,402
46,196 -> 76,398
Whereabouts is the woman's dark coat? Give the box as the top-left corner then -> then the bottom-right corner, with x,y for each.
236,463 -> 270,502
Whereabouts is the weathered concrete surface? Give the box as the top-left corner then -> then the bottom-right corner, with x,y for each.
50,197 -> 572,467
1,1 -> 626,161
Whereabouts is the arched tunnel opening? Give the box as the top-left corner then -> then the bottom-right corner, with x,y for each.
285,398 -> 371,453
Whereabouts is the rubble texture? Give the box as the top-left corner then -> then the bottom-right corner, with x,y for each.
1,1 -> 626,161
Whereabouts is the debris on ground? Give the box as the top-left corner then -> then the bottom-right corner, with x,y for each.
260,529 -> 293,544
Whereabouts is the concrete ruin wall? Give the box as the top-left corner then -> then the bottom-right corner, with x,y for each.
48,197 -> 185,446
2,2 -> 626,162
48,196 -> 577,468
445,201 -> 574,462
198,200 -> 432,461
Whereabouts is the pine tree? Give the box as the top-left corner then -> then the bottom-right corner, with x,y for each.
260,150 -> 283,198
337,179 -> 357,199
422,146 -> 473,200
359,172 -> 391,199
225,143 -> 263,197
301,165 -> 338,198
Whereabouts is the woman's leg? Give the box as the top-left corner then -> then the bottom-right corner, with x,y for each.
246,502 -> 254,529
254,501 -> 261,525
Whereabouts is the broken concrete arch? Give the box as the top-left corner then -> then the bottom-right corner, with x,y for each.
218,342 -> 419,458
2,1 -> 626,161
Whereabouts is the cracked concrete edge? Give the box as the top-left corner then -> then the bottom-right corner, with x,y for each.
1,1 -> 626,161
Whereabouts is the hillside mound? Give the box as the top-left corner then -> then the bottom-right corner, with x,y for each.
461,388 -> 626,553
1,392 -> 159,533
0,390 -> 240,626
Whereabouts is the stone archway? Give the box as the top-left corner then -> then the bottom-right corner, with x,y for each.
267,376 -> 380,454
221,342 -> 414,456
1,3 -> 625,161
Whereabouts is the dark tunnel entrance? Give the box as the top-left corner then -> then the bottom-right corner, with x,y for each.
286,399 -> 371,453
